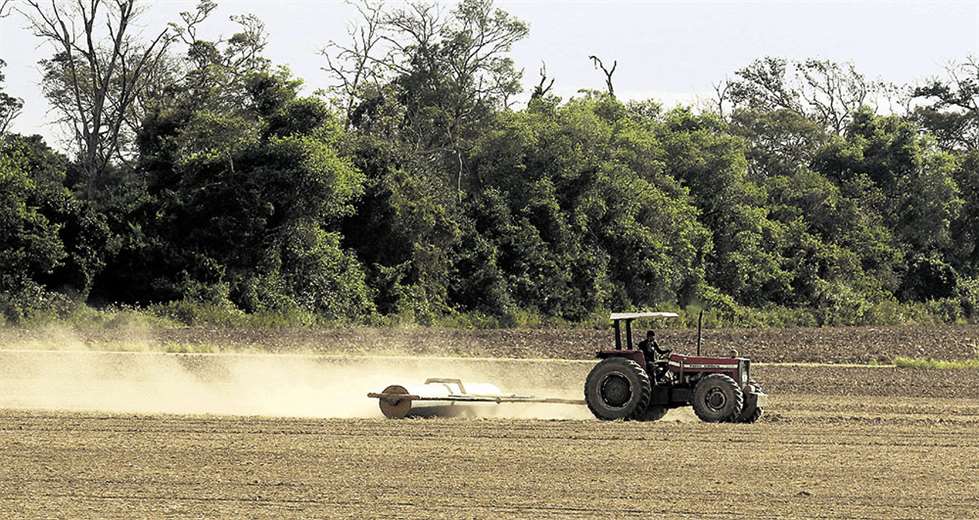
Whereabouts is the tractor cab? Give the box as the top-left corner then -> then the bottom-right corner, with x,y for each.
608,311 -> 678,351
598,311 -> 680,373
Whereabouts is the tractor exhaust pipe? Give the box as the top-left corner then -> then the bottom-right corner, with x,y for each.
697,310 -> 703,356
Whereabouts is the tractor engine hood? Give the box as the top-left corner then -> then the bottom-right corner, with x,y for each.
667,353 -> 744,369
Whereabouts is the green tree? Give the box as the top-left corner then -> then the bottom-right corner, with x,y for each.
658,108 -> 786,307
728,105 -> 903,313
103,33 -> 373,319
464,94 -> 712,319
330,0 -> 529,321
948,150 -> 979,275
0,134 -> 107,320
0,137 -> 66,320
814,109 -> 963,301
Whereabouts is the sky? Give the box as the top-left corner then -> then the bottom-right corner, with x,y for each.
1,0 -> 977,148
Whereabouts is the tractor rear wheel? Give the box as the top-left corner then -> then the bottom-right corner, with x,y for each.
692,374 -> 744,423
584,358 -> 652,421
639,405 -> 669,421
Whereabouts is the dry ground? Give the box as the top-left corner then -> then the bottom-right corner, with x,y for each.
0,395 -> 977,519
4,323 -> 979,362
0,351 -> 977,519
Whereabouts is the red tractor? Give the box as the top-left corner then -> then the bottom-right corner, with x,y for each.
584,312 -> 766,423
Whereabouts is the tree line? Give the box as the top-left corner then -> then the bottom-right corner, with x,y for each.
1,0 -> 978,326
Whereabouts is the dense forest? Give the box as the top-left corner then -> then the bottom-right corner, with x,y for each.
1,0 -> 978,327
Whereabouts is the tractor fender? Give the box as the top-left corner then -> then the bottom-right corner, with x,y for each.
595,350 -> 647,367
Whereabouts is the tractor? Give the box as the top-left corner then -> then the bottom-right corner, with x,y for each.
584,311 -> 766,423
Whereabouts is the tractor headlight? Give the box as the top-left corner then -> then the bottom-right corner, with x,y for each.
740,361 -> 749,386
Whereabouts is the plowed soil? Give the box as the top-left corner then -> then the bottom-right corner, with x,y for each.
1,396 -> 977,519
0,351 -> 978,518
4,323 -> 979,363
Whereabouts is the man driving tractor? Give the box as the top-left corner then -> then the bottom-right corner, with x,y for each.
637,330 -> 671,382
637,330 -> 670,359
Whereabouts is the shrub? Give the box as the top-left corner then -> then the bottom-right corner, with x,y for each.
893,356 -> 979,369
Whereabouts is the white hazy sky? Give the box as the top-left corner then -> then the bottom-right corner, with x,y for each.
1,0 -> 977,147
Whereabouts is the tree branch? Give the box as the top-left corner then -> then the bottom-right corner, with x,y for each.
589,55 -> 617,97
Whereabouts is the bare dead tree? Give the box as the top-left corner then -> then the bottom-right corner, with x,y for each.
0,0 -> 19,134
320,0 -> 385,128
725,57 -> 882,135
912,56 -> 979,150
21,0 -> 174,196
0,0 -> 17,133
922,56 -> 979,119
169,0 -> 216,46
0,60 -> 23,134
379,2 -> 442,76
530,61 -> 554,101
322,0 -> 527,200
796,60 -> 874,135
175,9 -> 269,106
879,81 -> 913,116
589,55 -> 616,97
713,78 -> 731,118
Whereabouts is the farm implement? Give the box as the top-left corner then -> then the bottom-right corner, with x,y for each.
368,378 -> 584,419
369,311 -> 768,422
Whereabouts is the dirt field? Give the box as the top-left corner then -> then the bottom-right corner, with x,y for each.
1,396 -> 977,519
4,323 -> 979,363
0,351 -> 977,519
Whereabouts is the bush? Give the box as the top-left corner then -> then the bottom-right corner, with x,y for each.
149,300 -> 323,328
959,277 -> 979,321
893,356 -> 979,369
150,300 -> 245,326
0,281 -> 76,324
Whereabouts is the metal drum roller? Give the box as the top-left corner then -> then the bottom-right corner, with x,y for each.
369,378 -> 584,419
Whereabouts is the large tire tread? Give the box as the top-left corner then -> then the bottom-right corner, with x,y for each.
733,386 -> 764,423
584,358 -> 652,421
738,406 -> 763,423
692,374 -> 744,423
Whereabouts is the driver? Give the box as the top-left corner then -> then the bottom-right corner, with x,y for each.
638,330 -> 671,360
638,330 -> 671,383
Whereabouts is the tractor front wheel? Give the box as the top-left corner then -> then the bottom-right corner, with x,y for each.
584,358 -> 652,421
734,392 -> 763,423
692,374 -> 744,423
735,405 -> 763,423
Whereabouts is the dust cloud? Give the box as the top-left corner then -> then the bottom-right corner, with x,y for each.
0,327 -> 711,421
0,346 -> 596,420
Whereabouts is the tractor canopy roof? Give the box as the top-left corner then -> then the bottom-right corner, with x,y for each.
609,311 -> 679,321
